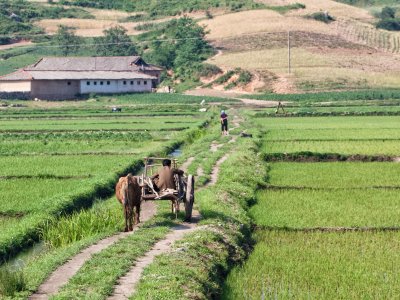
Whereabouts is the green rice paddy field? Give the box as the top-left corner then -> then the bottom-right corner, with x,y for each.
259,116 -> 400,156
0,95 -> 212,261
223,114 -> 400,299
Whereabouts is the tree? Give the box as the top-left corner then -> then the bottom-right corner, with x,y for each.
381,6 -> 396,20
54,25 -> 82,56
94,25 -> 136,56
145,18 -> 211,72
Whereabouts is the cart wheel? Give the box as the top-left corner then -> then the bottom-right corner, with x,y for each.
184,175 -> 195,222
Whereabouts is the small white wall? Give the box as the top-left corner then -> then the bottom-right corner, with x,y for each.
80,79 -> 151,94
0,81 -> 31,92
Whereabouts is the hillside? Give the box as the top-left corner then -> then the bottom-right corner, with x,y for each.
200,0 -> 400,93
1,0 -> 400,94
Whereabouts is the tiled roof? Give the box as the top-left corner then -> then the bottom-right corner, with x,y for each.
28,71 -> 156,80
25,56 -> 163,71
0,69 -> 32,81
0,56 -> 162,82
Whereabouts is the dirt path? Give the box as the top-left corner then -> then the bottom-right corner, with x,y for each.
107,131 -> 241,299
107,151 -> 231,299
209,154 -> 230,186
29,201 -> 156,300
211,141 -> 224,152
180,157 -> 194,172
107,211 -> 202,300
238,98 -> 287,107
0,40 -> 33,50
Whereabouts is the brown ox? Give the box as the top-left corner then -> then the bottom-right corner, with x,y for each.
115,174 -> 142,232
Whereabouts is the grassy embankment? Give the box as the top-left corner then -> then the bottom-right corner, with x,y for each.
222,107 -> 400,298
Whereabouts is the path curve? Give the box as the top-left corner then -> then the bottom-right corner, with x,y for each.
180,157 -> 194,172
29,201 -> 156,300
209,154 -> 229,186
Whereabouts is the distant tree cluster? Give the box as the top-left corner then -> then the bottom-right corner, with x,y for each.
376,6 -> 400,31
0,0 -> 93,45
59,0 -> 263,17
142,17 -> 213,81
54,25 -> 136,56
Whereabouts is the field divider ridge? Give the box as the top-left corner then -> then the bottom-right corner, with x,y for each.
254,226 -> 400,233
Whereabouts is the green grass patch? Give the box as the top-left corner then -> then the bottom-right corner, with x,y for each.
259,116 -> 400,155
266,3 -> 306,14
0,264 -> 25,298
223,230 -> 400,299
242,89 -> 400,102
268,162 -> 400,188
251,189 -> 400,228
263,140 -> 400,156
253,104 -> 400,117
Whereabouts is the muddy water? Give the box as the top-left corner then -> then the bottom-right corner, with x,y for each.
6,242 -> 46,270
170,148 -> 182,157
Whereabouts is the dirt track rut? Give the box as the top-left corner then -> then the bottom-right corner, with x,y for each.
107,211 -> 201,300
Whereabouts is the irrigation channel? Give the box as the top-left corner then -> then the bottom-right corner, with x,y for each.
6,146 -> 185,272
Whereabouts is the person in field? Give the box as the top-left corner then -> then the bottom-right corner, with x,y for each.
220,110 -> 228,135
152,159 -> 184,192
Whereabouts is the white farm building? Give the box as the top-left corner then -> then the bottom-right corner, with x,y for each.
0,56 -> 163,100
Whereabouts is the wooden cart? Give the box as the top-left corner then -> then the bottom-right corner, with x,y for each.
138,157 -> 195,221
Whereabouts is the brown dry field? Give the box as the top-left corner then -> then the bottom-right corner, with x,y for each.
200,10 -> 336,39
35,19 -> 142,37
256,0 -> 374,20
199,3 -> 400,93
35,9 -> 216,37
85,8 -> 139,21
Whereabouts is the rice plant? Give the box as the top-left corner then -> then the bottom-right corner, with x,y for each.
0,265 -> 25,297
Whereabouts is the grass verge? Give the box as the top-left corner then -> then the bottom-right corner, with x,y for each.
130,136 -> 266,299
52,202 -> 175,299
223,230 -> 400,299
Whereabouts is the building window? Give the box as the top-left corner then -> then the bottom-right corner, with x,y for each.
107,81 -> 110,85
94,81 -> 97,85
100,81 -> 103,85
67,81 -> 71,85
123,81 -> 127,85
130,81 -> 134,85
87,81 -> 90,85
144,80 -> 147,85
137,81 -> 141,85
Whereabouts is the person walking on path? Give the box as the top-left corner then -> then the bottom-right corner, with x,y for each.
220,110 -> 228,135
